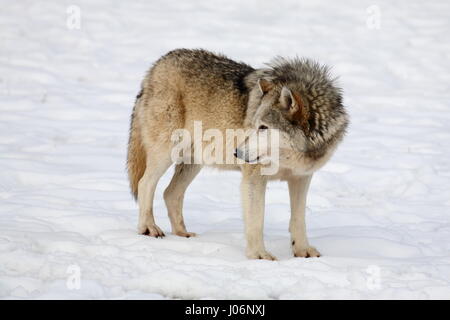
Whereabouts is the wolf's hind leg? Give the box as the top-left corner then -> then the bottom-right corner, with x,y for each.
137,152 -> 172,237
164,163 -> 202,237
288,175 -> 320,258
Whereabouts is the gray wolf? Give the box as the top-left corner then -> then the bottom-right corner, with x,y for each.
127,49 -> 348,260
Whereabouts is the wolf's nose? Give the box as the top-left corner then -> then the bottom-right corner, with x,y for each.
234,149 -> 243,159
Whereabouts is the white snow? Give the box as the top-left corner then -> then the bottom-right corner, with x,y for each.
1,0 -> 450,299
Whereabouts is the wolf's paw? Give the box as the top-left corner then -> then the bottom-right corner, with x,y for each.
292,244 -> 320,258
138,224 -> 165,238
247,249 -> 277,261
174,231 -> 197,238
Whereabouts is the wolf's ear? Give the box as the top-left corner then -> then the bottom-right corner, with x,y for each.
258,78 -> 273,94
280,86 -> 308,127
280,86 -> 300,113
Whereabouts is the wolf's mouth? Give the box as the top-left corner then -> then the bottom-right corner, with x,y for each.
245,156 -> 260,164
234,150 -> 261,163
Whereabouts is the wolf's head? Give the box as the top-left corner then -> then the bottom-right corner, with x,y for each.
236,57 -> 349,169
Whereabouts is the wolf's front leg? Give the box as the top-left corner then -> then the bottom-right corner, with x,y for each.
288,175 -> 320,258
241,166 -> 276,260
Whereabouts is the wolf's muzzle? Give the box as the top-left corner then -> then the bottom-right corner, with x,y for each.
234,148 -> 259,163
234,148 -> 244,160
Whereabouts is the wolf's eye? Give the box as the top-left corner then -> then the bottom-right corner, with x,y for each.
259,125 -> 268,130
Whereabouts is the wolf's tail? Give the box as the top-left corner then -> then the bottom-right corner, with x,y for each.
127,93 -> 146,201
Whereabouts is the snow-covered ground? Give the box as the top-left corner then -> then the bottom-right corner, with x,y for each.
1,0 -> 450,299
